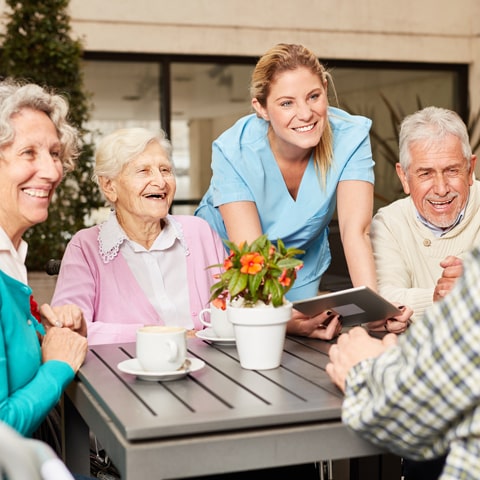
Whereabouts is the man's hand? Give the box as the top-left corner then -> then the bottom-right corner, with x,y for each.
433,256 -> 463,302
326,327 -> 398,392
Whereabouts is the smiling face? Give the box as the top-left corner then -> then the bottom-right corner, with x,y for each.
0,108 -> 63,247
396,133 -> 476,229
252,66 -> 328,157
99,141 -> 176,233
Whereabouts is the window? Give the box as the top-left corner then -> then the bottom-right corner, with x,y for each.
83,55 -> 466,215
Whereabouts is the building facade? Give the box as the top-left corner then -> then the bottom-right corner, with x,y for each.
2,0 -> 479,212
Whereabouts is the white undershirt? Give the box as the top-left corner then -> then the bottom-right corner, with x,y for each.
119,220 -> 193,329
0,227 -> 28,283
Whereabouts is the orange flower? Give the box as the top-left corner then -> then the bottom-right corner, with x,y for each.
223,251 -> 235,270
278,269 -> 291,287
240,252 -> 264,275
294,264 -> 303,278
207,234 -> 304,308
212,296 -> 227,310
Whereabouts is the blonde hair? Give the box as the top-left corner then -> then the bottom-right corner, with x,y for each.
250,43 -> 334,182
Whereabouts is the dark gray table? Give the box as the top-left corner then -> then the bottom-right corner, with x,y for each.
63,335 -> 388,479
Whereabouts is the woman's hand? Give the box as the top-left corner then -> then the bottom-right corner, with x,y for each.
366,304 -> 413,334
40,303 -> 87,338
41,327 -> 88,373
287,308 -> 343,340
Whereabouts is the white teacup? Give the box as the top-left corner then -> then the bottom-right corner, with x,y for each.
136,325 -> 187,372
199,305 -> 235,339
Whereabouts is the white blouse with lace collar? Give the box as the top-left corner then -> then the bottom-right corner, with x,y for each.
97,211 -> 193,329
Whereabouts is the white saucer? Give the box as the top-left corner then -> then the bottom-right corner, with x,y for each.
117,357 -> 205,381
195,327 -> 236,345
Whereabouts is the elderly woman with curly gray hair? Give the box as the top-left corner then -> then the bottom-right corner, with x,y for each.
0,78 -> 88,439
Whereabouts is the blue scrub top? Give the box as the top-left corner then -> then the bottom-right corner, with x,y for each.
195,107 -> 374,301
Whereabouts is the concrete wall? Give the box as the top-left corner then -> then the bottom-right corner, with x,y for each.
1,1 -> 479,111
63,0 -> 480,108
1,1 -> 478,102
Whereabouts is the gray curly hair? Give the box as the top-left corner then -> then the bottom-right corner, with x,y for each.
0,78 -> 79,173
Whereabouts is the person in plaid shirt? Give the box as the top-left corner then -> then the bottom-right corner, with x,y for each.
326,245 -> 480,480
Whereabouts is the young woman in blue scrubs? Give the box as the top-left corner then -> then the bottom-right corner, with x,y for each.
196,43 -> 411,338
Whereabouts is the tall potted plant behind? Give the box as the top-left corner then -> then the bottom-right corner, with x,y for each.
209,234 -> 304,370
0,0 -> 103,271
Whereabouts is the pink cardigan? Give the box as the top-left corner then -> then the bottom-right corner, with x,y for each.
51,215 -> 226,345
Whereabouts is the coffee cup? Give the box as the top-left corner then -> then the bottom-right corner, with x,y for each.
199,305 -> 234,339
136,325 -> 187,372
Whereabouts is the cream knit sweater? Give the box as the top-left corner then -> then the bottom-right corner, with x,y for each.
371,181 -> 480,321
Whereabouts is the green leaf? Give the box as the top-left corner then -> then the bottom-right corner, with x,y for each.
250,234 -> 268,252
228,270 -> 248,298
277,258 -> 303,269
209,283 -> 226,302
266,279 -> 284,307
248,269 -> 264,296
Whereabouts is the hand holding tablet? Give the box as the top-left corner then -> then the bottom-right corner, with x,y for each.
292,286 -> 401,327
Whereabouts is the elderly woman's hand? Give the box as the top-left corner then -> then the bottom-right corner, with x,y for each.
287,308 -> 343,340
41,327 -> 88,373
40,303 -> 87,338
366,304 -> 413,334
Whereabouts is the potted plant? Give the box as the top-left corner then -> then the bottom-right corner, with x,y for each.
208,234 -> 304,370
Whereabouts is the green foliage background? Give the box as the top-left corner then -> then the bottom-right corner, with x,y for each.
0,0 -> 103,270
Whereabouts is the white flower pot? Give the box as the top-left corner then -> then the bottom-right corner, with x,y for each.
227,301 -> 292,370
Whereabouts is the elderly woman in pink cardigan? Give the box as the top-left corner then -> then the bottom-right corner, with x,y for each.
52,128 -> 225,345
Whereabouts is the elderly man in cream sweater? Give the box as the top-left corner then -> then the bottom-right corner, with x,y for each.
371,106 -> 480,323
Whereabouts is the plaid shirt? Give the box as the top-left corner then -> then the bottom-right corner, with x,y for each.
342,246 -> 480,480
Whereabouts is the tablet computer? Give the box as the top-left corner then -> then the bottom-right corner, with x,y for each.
292,286 -> 401,327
